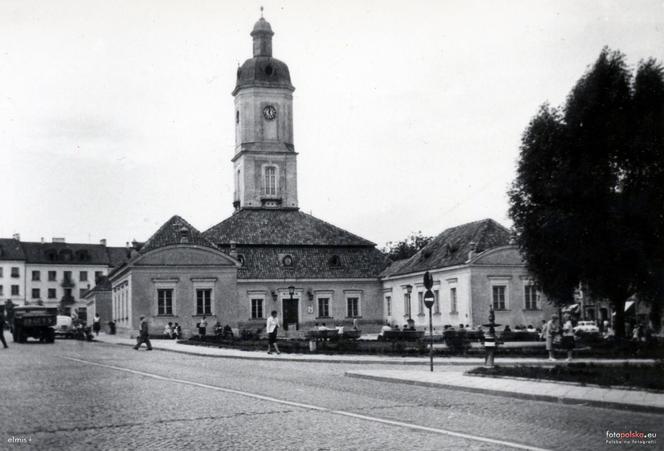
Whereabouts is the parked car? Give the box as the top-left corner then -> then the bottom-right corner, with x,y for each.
54,315 -> 73,338
574,320 -> 599,334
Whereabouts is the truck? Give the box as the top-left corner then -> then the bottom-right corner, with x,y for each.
12,306 -> 57,343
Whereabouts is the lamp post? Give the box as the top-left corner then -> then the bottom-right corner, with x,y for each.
405,284 -> 414,330
423,271 -> 435,372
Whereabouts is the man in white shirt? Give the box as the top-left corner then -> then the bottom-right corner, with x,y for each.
266,310 -> 281,355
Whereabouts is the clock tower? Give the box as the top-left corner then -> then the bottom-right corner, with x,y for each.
231,13 -> 297,211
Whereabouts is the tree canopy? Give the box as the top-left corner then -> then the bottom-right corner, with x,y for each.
382,231 -> 433,261
509,48 -> 664,336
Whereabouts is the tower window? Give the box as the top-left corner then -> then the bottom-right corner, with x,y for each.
264,166 -> 277,196
264,64 -> 273,76
236,110 -> 240,124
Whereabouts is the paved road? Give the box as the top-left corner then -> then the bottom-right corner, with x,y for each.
0,337 -> 660,450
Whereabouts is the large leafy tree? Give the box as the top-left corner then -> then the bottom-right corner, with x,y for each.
382,231 -> 433,261
509,48 -> 664,337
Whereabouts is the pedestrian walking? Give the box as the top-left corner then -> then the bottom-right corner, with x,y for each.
173,323 -> 181,339
198,316 -> 208,338
561,313 -> 575,361
545,314 -> 560,361
266,310 -> 280,355
133,316 -> 152,351
92,313 -> 101,336
0,309 -> 8,349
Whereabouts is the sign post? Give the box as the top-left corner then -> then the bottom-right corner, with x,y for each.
423,271 -> 435,372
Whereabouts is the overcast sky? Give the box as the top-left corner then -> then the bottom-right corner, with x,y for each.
2,0 -> 663,247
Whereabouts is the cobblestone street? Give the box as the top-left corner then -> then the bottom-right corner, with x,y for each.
1,338 -> 661,450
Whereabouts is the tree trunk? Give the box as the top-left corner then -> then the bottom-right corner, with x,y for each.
612,297 -> 626,338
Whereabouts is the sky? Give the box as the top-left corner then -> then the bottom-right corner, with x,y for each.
1,0 -> 663,248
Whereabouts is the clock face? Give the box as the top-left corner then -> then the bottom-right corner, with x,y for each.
263,105 -> 277,121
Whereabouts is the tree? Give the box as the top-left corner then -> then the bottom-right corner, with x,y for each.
382,231 -> 433,261
509,48 -> 664,337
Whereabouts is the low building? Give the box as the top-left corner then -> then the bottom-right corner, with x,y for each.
381,219 -> 557,330
0,237 -> 26,306
81,277 -> 112,331
107,216 -> 241,337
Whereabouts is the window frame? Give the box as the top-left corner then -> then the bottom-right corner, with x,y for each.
196,288 -> 212,316
263,165 -> 278,196
385,295 -> 391,317
250,298 -> 264,320
79,271 -> 88,282
31,288 -> 40,299
157,288 -> 174,316
11,285 -> 20,296
48,271 -> 57,281
524,284 -> 540,310
11,267 -> 20,278
492,285 -> 507,311
345,291 -> 362,318
32,270 -> 40,281
449,286 -> 458,314
48,288 -> 56,299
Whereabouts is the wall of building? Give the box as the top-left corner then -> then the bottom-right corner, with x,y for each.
0,260 -> 26,305
25,263 -> 108,307
236,279 -> 384,333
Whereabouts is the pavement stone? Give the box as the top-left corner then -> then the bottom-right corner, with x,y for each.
344,369 -> 664,414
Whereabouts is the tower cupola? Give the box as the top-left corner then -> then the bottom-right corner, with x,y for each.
251,16 -> 273,57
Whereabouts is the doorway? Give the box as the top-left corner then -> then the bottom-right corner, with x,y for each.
282,298 -> 299,331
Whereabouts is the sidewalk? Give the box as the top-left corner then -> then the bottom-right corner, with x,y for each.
345,369 -> 664,414
93,334 -> 658,367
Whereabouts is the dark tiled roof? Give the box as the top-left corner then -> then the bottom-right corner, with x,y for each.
379,258 -> 411,278
0,239 -> 25,260
140,215 -> 219,254
107,247 -> 132,268
82,276 -> 112,298
204,209 -> 375,246
21,241 -> 113,265
383,219 -> 511,277
221,245 -> 388,279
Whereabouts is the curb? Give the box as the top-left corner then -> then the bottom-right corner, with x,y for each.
96,340 -> 660,367
344,372 -> 664,415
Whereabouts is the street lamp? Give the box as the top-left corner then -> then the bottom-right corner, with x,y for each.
423,271 -> 435,372
405,284 -> 413,320
288,285 -> 295,300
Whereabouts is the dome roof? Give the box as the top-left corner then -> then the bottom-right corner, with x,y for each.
233,56 -> 294,95
251,17 -> 273,36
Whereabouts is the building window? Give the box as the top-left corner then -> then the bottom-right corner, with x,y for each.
11,267 -> 19,278
80,271 -> 88,282
235,110 -> 240,124
318,297 -> 330,318
251,298 -> 264,319
64,288 -> 73,299
0,286 -> 3,296
418,291 -> 424,315
95,271 -> 103,282
31,288 -> 40,299
32,271 -> 40,281
157,289 -> 174,315
385,296 -> 391,316
48,271 -> 57,281
434,290 -> 440,314
79,288 -> 87,298
196,289 -> 212,315
77,307 -> 87,323
264,165 -> 277,196
347,297 -> 360,318
493,285 -> 507,310
11,285 -> 19,296
48,288 -> 56,299
450,287 -> 458,313
0,268 -> 3,277
63,271 -> 72,282
524,285 -> 539,310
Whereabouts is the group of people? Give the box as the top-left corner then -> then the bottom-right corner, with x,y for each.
162,322 -> 182,339
541,313 -> 576,361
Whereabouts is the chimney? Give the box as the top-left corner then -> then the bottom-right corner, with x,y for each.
468,241 -> 477,261
12,233 -> 20,241
52,237 -> 65,243
229,241 -> 238,259
100,238 -> 107,246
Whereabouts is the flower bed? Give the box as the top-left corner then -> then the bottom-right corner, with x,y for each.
467,362 -> 664,391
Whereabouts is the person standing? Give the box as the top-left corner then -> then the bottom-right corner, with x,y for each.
545,314 -> 560,361
198,316 -> 208,338
561,313 -> 575,361
92,313 -> 101,336
133,316 -> 152,351
0,309 -> 8,349
266,310 -> 280,355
